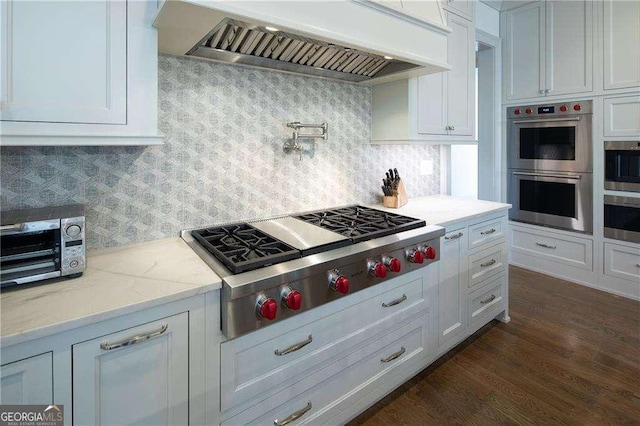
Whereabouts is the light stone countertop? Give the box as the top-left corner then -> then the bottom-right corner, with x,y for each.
1,237 -> 221,347
373,195 -> 511,227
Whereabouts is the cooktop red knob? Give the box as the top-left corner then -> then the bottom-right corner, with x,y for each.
258,298 -> 277,320
424,246 -> 436,260
331,276 -> 349,294
408,250 -> 425,264
525,108 -> 533,114
283,290 -> 302,311
514,108 -> 521,115
560,105 -> 567,112
573,104 -> 582,111
370,262 -> 387,278
386,257 -> 402,273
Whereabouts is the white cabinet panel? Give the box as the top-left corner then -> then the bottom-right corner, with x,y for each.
73,313 -> 189,426
468,242 -> 508,289
545,0 -> 593,96
0,353 -> 53,405
603,0 -> 640,90
438,227 -> 467,347
604,243 -> 640,282
417,72 -> 447,135
447,13 -> 475,136
444,0 -> 474,20
604,96 -> 640,137
1,0 -> 126,124
510,225 -> 593,270
469,274 -> 506,326
504,2 -> 545,100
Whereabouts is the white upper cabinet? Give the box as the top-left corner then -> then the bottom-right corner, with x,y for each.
503,0 -> 593,101
417,12 -> 475,137
444,0 -> 475,21
1,1 -> 126,124
0,0 -> 162,146
603,0 -> 640,90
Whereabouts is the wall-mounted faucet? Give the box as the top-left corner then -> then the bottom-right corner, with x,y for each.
283,122 -> 328,160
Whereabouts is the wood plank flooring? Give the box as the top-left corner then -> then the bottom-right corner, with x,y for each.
348,266 -> 640,425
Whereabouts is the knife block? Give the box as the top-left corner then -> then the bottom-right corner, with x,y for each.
383,180 -> 408,209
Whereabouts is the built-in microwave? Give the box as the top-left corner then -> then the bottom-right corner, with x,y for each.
604,141 -> 640,192
604,195 -> 640,244
0,205 -> 85,288
507,101 -> 592,173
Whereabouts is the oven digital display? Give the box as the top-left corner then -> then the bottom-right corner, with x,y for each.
538,106 -> 555,114
65,240 -> 83,247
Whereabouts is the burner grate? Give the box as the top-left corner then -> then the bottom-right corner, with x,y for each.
294,206 -> 425,242
192,223 -> 301,274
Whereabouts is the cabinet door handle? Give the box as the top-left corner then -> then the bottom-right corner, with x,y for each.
100,323 -> 168,351
382,294 -> 407,308
445,232 -> 463,240
381,346 -> 406,363
480,294 -> 496,305
480,228 -> 496,235
480,259 -> 497,268
274,401 -> 312,426
274,335 -> 313,356
536,242 -> 557,249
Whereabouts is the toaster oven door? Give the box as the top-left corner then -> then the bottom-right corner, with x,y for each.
0,220 -> 62,287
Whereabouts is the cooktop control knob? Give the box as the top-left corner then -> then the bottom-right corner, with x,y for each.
369,262 -> 387,278
423,246 -> 436,260
514,108 -> 521,115
573,104 -> 582,111
281,288 -> 302,311
407,249 -> 425,264
384,257 -> 402,273
560,105 -> 568,112
329,273 -> 349,294
525,108 -> 533,114
256,295 -> 277,320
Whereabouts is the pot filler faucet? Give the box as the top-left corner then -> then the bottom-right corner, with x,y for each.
283,122 -> 328,160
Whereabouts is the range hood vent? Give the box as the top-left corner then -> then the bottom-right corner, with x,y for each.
187,19 -> 420,83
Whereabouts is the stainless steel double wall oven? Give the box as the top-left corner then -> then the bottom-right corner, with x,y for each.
507,101 -> 593,233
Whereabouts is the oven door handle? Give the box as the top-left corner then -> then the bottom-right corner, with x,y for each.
513,171 -> 582,180
0,223 -> 25,234
513,117 -> 581,124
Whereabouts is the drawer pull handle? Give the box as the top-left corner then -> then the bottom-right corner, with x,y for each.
381,346 -> 406,363
480,259 -> 497,268
480,294 -> 497,305
536,242 -> 557,249
274,335 -> 313,356
382,294 -> 407,308
445,232 -> 463,240
274,401 -> 312,425
480,228 -> 496,235
100,323 -> 168,351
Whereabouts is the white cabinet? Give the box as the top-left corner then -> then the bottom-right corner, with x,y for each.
0,353 -> 53,405
603,95 -> 640,138
73,313 -> 189,426
417,12 -> 475,137
604,243 -> 640,283
503,0 -> 593,101
603,0 -> 640,90
369,0 -> 445,25
0,0 -> 161,145
444,0 -> 474,20
1,1 -> 126,124
438,227 -> 468,348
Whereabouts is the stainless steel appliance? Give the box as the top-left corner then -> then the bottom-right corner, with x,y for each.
605,141 -> 640,192
507,101 -> 593,233
183,206 -> 444,338
1,205 -> 86,288
604,195 -> 640,243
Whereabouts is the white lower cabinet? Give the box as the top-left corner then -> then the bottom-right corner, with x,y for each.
604,242 -> 640,282
469,274 -> 507,327
73,313 -> 189,426
0,352 -> 53,405
438,227 -> 468,347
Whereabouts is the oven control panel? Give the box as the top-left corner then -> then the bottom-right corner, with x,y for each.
508,100 -> 592,118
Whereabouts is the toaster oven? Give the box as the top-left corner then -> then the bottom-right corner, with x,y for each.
1,204 -> 85,288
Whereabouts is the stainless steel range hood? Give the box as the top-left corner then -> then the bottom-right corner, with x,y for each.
154,0 -> 451,85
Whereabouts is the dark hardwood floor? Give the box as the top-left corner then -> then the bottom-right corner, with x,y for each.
349,266 -> 640,425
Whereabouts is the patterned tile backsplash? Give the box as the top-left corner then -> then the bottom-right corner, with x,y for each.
0,55 -> 441,248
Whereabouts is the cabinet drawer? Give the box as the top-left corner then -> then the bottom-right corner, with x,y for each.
221,277 -> 425,411
222,314 -> 428,426
510,226 -> 593,270
468,216 -> 507,251
604,243 -> 640,282
468,242 -> 508,289
469,274 -> 506,326
604,96 -> 640,137
1,352 -> 53,405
